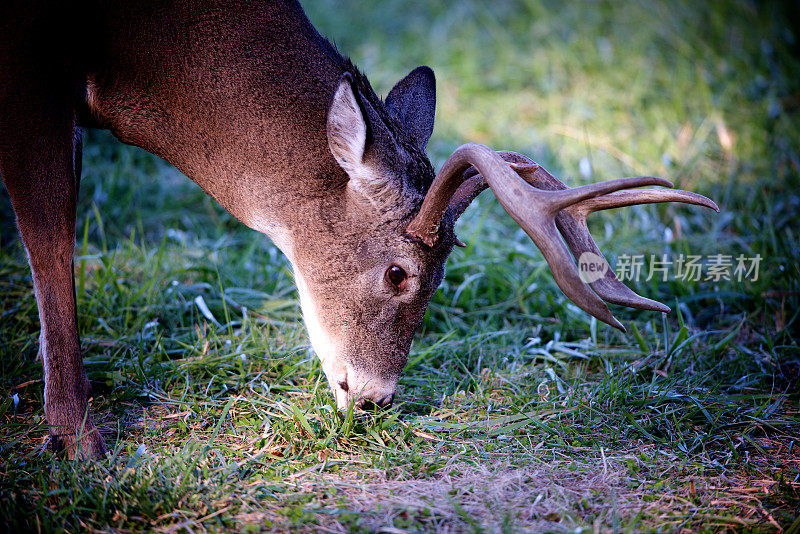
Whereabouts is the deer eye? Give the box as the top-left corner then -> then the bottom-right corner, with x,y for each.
385,265 -> 407,291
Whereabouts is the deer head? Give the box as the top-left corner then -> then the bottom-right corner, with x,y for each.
292,66 -> 717,411
286,66 -> 454,410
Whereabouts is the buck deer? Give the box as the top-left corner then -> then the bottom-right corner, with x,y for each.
0,0 -> 717,458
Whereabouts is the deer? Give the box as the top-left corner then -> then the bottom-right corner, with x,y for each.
0,0 -> 718,459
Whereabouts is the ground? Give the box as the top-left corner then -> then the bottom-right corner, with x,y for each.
1,0 -> 799,532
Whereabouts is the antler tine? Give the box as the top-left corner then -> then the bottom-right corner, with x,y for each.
449,163 -> 671,312
409,144 -> 675,247
567,189 -> 719,217
415,145 -> 719,329
554,213 -> 672,312
495,155 -> 671,313
409,143 -> 701,331
441,168 -> 625,328
503,153 -> 717,312
561,188 -> 717,311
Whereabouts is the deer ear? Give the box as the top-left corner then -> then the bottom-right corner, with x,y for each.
385,66 -> 436,150
327,72 -> 368,176
327,73 -> 404,210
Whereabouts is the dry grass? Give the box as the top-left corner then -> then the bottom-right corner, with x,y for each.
239,443 -> 797,533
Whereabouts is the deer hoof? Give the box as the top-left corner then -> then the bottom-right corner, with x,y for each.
51,427 -> 108,460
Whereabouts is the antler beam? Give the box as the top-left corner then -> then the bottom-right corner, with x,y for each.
406,143 -> 719,331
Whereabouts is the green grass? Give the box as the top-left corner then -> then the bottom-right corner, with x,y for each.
2,0 -> 799,531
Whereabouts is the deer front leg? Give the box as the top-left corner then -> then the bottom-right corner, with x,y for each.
30,237 -> 106,459
0,119 -> 106,460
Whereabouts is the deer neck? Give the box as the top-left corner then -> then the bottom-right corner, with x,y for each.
81,0 -> 351,257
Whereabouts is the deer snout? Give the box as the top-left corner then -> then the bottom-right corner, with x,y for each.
358,393 -> 394,411
333,373 -> 398,412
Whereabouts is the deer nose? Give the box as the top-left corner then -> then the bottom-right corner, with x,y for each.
358,393 -> 394,411
378,393 -> 394,408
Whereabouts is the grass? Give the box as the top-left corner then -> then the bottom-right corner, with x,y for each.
1,0 -> 799,531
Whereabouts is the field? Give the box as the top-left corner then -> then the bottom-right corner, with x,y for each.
1,0 -> 799,532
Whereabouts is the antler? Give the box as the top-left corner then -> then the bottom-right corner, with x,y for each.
406,143 -> 719,332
